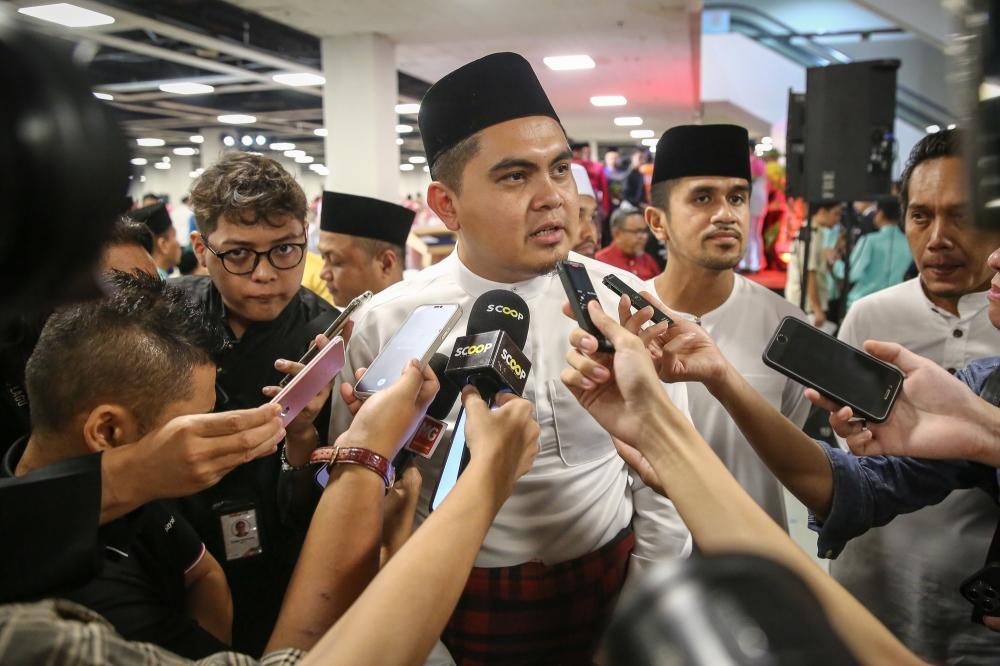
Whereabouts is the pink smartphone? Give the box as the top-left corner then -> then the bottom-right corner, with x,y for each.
270,336 -> 346,426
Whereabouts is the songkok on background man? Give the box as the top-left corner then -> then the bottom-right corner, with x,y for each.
316,192 -> 414,306
570,163 -> 600,258
642,124 -> 810,529
332,52 -> 691,666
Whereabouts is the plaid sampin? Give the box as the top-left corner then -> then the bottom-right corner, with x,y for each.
442,529 -> 634,666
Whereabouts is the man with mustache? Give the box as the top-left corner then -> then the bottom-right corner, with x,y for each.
330,52 -> 692,664
827,128 -> 1000,664
642,124 -> 811,528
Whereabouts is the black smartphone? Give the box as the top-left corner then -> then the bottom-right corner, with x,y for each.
557,260 -> 614,352
962,563 -> 1000,622
762,316 -> 904,423
601,274 -> 674,325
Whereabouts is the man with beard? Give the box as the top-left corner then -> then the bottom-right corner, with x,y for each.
569,163 -> 600,258
331,52 -> 691,665
642,124 -> 810,528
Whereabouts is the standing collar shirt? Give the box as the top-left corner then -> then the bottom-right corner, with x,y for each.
330,250 -> 693,571
171,276 -> 337,658
832,277 -> 1000,662
645,275 -> 810,528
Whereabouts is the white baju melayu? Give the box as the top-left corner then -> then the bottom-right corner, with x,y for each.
330,250 -> 693,574
644,274 -> 811,528
833,277 -> 1000,664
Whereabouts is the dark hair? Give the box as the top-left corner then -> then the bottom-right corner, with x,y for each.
430,133 -> 482,195
190,151 -> 308,236
25,271 -> 224,434
109,216 -> 154,254
177,249 -> 200,275
352,237 -> 406,266
142,194 -> 159,203
876,196 -> 901,222
649,179 -> 679,213
899,128 -> 962,216
810,201 -> 841,218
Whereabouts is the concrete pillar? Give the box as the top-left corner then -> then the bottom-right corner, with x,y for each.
321,33 -> 400,200
199,128 -> 227,169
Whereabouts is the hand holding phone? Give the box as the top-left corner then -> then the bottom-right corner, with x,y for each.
601,274 -> 674,325
558,260 -> 614,352
278,290 -> 372,388
763,316 -> 904,423
270,337 -> 346,426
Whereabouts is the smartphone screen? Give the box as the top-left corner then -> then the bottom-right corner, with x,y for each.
355,304 -> 460,396
430,407 -> 468,511
764,317 -> 903,421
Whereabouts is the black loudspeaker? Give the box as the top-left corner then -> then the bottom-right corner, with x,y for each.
785,90 -> 806,198
804,60 -> 899,202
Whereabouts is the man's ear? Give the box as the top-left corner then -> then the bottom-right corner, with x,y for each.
191,231 -> 207,266
376,248 -> 398,277
426,182 -> 461,232
82,405 -> 140,453
646,207 -> 670,243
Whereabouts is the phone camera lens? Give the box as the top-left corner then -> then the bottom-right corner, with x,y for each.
776,334 -> 788,344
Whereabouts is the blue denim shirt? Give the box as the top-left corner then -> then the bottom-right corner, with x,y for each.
809,356 -> 1000,558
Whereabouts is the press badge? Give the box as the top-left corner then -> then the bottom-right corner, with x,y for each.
219,507 -> 262,561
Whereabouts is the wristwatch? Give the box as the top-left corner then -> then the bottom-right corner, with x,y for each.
310,446 -> 395,491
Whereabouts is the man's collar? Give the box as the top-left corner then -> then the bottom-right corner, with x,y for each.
206,281 -> 303,339
447,247 -> 551,301
918,279 -> 990,319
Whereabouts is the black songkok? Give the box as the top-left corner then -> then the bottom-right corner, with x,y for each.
320,192 -> 415,248
418,52 -> 560,168
130,202 -> 172,235
652,124 -> 752,186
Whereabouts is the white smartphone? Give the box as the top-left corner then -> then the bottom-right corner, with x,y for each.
354,303 -> 462,399
270,336 -> 346,426
430,407 -> 468,511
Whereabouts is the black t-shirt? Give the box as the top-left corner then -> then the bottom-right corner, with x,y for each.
171,276 -> 337,657
1,438 -> 227,659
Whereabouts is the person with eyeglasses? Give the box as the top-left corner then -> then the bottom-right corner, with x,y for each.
594,206 -> 660,280
174,151 -> 339,657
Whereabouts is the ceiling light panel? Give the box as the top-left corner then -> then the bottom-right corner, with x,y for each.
136,138 -> 165,147
614,117 -> 643,126
217,114 -> 256,124
631,129 -> 655,138
543,55 -> 595,71
395,104 -> 420,114
18,3 -> 114,27
270,143 -> 295,151
273,73 -> 326,87
160,82 -> 215,95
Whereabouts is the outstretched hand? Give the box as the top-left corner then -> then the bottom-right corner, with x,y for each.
559,299 -> 675,449
806,340 -> 998,464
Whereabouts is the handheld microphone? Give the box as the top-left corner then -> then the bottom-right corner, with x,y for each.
445,290 -> 532,404
392,353 -> 461,474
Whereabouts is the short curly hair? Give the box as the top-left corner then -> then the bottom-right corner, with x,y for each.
190,151 -> 308,236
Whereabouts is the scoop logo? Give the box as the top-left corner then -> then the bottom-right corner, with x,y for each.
454,343 -> 493,357
487,304 -> 524,320
501,349 -> 527,380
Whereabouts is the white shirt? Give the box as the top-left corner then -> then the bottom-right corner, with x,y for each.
834,277 -> 1000,661
169,204 -> 193,247
645,275 -> 811,528
330,250 -> 693,571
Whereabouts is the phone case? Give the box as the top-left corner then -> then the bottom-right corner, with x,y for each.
761,317 -> 903,423
270,336 -> 346,426
557,261 -> 614,352
354,304 -> 463,398
601,274 -> 674,325
962,562 -> 1000,620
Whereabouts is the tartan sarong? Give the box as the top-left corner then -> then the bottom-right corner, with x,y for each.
441,529 -> 634,666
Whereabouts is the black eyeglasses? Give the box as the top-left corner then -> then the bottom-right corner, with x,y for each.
201,235 -> 308,276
